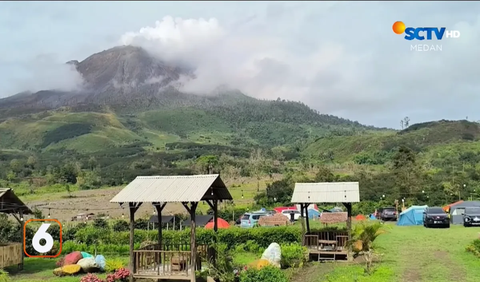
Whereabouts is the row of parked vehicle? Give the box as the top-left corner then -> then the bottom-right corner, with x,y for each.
236,209 -> 302,228
378,205 -> 480,228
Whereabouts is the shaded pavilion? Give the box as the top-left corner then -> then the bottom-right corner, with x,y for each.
110,174 -> 232,282
291,182 -> 360,261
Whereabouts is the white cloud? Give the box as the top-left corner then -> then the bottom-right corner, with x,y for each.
0,54 -> 84,95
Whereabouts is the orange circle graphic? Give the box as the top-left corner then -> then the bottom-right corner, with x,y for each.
392,21 -> 406,34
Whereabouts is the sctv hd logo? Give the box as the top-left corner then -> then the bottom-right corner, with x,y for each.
392,21 -> 460,52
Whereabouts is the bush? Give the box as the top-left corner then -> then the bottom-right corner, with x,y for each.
105,259 -> 126,273
239,265 -> 289,282
466,239 -> 480,257
280,243 -> 308,268
0,269 -> 10,282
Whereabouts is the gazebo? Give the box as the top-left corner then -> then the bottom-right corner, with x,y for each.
110,174 -> 232,282
291,182 -> 360,261
0,188 -> 33,270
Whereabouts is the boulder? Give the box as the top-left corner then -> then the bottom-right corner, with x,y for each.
77,257 -> 99,272
95,255 -> 106,271
61,264 -> 82,275
260,243 -> 281,268
64,251 -> 83,265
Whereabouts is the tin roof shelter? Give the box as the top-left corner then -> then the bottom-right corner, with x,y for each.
110,174 -> 232,282
291,182 -> 360,261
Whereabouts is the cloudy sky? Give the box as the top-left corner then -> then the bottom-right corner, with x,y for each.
0,2 -> 479,128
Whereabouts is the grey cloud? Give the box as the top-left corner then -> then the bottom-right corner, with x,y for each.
2,2 -> 480,128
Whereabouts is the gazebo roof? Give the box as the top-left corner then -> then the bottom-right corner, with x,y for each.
110,174 -> 232,203
0,188 -> 33,214
291,182 -> 360,203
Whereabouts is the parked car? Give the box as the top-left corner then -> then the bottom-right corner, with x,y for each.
378,207 -> 397,221
463,207 -> 480,227
423,207 -> 450,228
281,209 -> 301,221
240,213 -> 267,228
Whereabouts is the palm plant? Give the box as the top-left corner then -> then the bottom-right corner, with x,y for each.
350,221 -> 386,274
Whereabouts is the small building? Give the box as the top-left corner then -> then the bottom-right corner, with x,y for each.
110,174 -> 232,282
291,182 -> 360,261
0,188 -> 33,270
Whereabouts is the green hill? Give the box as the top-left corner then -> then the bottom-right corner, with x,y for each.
303,119 -> 480,165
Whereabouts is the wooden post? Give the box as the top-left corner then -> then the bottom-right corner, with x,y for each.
300,204 -> 306,246
305,204 -> 310,233
190,202 -> 198,282
153,203 -> 167,249
128,202 -> 142,282
343,202 -> 353,261
213,200 -> 218,233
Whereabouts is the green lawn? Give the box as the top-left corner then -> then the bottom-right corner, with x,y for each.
296,223 -> 480,282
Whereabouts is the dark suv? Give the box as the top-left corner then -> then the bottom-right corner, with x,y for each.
463,207 -> 480,227
378,207 -> 397,221
423,207 -> 450,228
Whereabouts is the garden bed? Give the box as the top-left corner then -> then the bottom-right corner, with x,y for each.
0,243 -> 22,269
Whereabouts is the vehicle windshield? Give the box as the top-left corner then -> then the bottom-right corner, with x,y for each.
466,207 -> 480,214
241,214 -> 250,220
427,207 -> 444,213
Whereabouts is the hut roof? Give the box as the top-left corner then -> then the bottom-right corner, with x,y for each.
0,188 -> 33,215
110,174 -> 232,203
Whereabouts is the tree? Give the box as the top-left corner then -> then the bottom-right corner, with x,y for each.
314,166 -> 337,182
392,146 -> 423,199
403,116 -> 410,128
196,155 -> 219,173
249,149 -> 266,192
264,177 -> 294,205
26,156 -> 36,169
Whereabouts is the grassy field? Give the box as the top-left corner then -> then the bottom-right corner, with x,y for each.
7,223 -> 480,282
295,223 -> 480,282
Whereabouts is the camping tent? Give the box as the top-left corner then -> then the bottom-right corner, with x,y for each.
443,200 -> 464,212
355,214 -> 367,221
205,218 -> 230,229
449,201 -> 480,224
308,209 -> 321,219
397,205 -> 428,226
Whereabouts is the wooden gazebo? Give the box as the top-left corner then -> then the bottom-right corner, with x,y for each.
291,182 -> 360,261
110,174 -> 232,282
0,188 -> 33,270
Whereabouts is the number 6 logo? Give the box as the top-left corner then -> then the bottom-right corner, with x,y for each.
24,219 -> 62,258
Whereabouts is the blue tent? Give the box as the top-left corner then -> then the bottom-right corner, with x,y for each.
397,205 -> 428,226
308,209 -> 320,219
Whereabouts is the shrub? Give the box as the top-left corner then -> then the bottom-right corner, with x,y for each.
106,268 -> 130,282
466,239 -> 480,257
239,265 -> 289,282
105,259 -> 126,273
0,269 -> 10,282
280,243 -> 308,268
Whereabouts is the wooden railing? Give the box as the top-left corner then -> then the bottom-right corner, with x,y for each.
133,250 -> 192,277
140,244 -> 211,261
303,231 -> 349,251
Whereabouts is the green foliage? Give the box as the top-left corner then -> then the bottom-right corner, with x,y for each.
350,221 -> 387,274
41,123 -> 92,147
280,243 -> 308,268
239,265 -> 289,282
105,258 -> 126,273
112,220 -> 129,232
466,239 -> 480,257
0,269 -> 10,282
